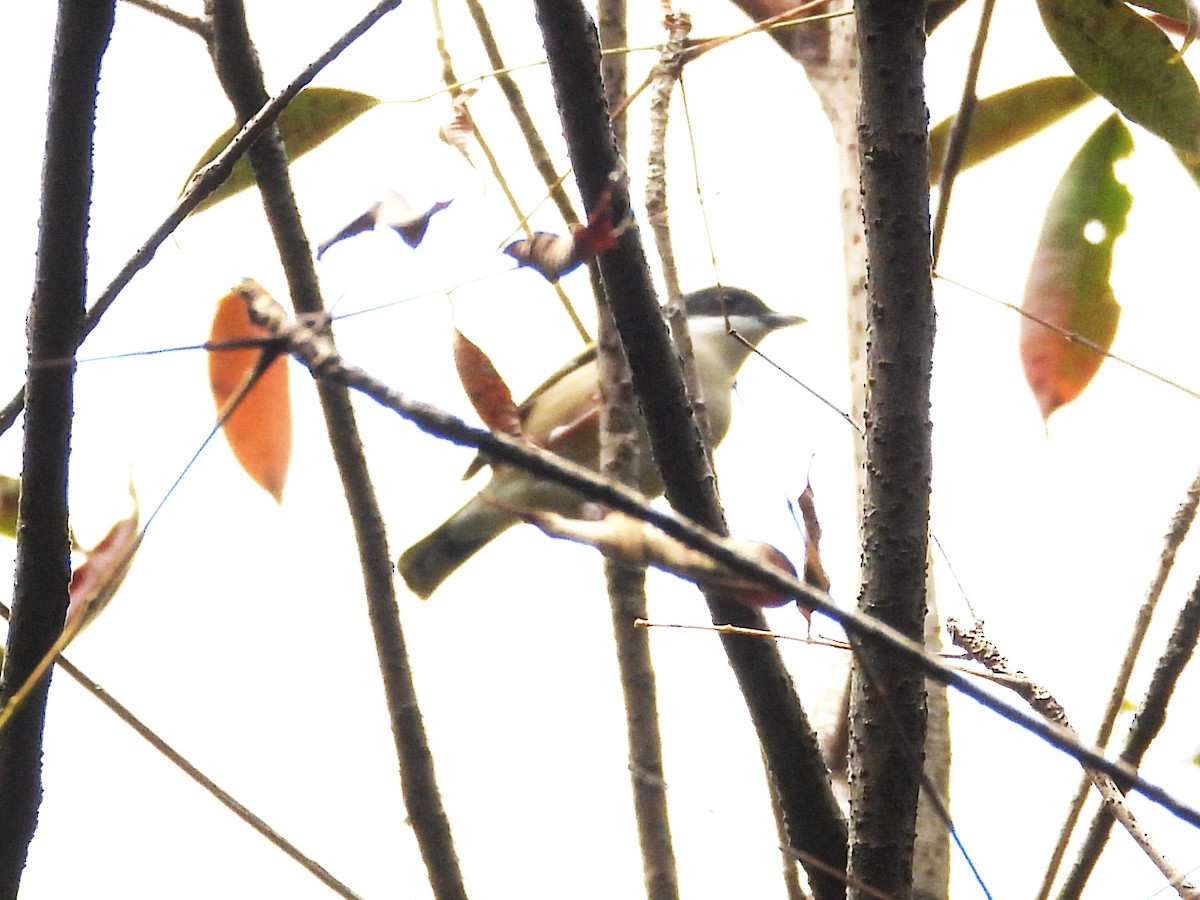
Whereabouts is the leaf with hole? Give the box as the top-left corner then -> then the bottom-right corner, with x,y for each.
183,87 -> 380,214
208,281 -> 293,501
1021,115 -> 1132,420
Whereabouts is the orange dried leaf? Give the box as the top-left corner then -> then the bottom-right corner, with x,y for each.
453,328 -> 522,437
209,281 -> 293,501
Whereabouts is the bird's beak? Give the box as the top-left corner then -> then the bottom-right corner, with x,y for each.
767,312 -> 806,330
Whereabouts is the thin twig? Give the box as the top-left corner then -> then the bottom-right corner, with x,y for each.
0,601 -> 362,899
1039,469 -> 1200,899
432,0 -> 590,344
120,0 -> 212,40
1056,561 -> 1200,898
0,0 -> 404,439
930,0 -> 996,265
948,620 -> 1200,900
936,272 -> 1200,403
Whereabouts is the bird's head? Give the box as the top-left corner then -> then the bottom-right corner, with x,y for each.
683,286 -> 805,348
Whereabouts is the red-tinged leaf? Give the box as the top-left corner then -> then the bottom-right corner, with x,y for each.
1021,115 -> 1132,420
0,474 -> 19,539
439,88 -> 477,162
1038,0 -> 1200,159
929,77 -> 1096,184
65,487 -> 141,632
453,328 -> 522,437
209,281 -> 293,500
183,87 -> 381,214
504,229 -> 585,282
727,541 -> 799,612
318,192 -> 451,256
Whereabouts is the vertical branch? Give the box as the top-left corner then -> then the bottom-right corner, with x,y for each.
532,4 -> 847,898
597,4 -> 681,898
849,1 -> 933,898
0,0 -> 116,893
205,4 -> 467,898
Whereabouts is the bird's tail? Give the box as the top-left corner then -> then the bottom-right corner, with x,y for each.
398,495 -> 519,599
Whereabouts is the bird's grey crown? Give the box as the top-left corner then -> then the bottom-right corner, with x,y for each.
682,285 -> 772,319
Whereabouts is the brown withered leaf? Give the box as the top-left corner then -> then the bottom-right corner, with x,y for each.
438,88 -> 477,162
504,229 -> 585,282
503,172 -> 630,282
317,192 -> 452,256
453,328 -> 522,437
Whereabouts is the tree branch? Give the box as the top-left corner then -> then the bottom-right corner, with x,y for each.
530,3 -> 848,896
206,3 -> 467,898
0,0 -> 116,893
849,1 -> 933,896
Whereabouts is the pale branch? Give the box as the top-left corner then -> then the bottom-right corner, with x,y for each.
239,285 -> 1200,836
465,0 -> 579,227
948,620 -> 1200,900
0,0 -> 404,438
206,4 -> 466,899
597,6 -> 682,897
1039,467 -> 1200,899
431,0 -> 590,344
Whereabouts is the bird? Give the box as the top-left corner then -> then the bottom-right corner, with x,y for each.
398,286 -> 804,598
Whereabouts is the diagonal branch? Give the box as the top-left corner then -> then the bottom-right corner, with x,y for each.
205,3 -> 466,898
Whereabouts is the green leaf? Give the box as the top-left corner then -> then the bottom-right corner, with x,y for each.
183,87 -> 381,214
930,77 -> 1096,183
0,474 -> 18,539
1020,115 -> 1133,420
1038,0 -> 1200,159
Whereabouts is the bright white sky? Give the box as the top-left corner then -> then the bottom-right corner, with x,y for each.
3,1 -> 1200,898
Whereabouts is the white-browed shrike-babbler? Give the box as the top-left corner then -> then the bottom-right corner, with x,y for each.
398,286 -> 804,598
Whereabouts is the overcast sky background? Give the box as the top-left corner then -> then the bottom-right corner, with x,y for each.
3,1 -> 1200,897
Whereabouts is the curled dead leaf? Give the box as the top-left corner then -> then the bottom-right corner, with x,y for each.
439,88 -> 477,162
317,192 -> 451,256
504,230 -> 585,282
